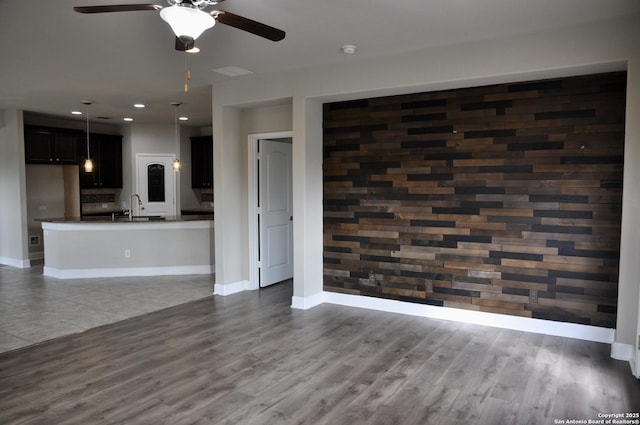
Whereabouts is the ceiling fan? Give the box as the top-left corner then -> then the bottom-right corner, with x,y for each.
74,0 -> 286,51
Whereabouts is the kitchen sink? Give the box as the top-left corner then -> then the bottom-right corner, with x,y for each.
109,215 -> 167,222
129,215 -> 166,221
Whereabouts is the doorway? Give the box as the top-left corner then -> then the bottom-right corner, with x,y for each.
248,132 -> 294,289
135,154 -> 177,216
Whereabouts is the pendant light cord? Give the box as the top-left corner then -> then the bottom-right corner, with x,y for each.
175,103 -> 179,156
85,102 -> 90,158
172,101 -> 182,171
82,100 -> 94,172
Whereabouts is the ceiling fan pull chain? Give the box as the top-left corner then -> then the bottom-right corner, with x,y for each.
184,51 -> 190,92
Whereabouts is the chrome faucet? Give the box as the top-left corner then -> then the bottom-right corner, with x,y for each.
128,193 -> 142,221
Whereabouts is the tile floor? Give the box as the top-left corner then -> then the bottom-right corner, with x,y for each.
0,264 -> 214,353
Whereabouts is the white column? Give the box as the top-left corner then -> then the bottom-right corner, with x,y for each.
615,55 -> 640,377
213,105 -> 250,295
0,109 -> 29,267
291,97 -> 325,308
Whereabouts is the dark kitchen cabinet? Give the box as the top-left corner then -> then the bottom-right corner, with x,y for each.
79,133 -> 123,188
191,136 -> 213,188
24,126 -> 81,164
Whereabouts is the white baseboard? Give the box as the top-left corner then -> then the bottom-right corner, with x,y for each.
319,291 -> 615,344
214,280 -> 251,296
291,292 -> 325,310
0,256 -> 31,268
611,342 -> 639,378
611,342 -> 634,362
43,265 -> 213,279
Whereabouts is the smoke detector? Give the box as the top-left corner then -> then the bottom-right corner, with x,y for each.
341,45 -> 357,54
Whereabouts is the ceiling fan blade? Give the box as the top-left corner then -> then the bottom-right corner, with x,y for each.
73,4 -> 162,14
215,11 -> 285,42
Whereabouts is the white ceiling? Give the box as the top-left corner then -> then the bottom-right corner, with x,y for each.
1,0 -> 639,127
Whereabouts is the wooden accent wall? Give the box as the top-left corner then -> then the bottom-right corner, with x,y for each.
323,72 -> 626,328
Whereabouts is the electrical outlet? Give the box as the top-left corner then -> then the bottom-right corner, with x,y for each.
101,203 -> 108,209
369,272 -> 375,285
529,290 -> 538,304
29,235 -> 40,246
124,249 -> 131,258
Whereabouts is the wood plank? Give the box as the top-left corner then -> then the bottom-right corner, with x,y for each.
324,72 -> 625,327
4,285 -> 636,424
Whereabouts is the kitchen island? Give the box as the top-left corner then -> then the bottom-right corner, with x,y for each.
40,216 -> 213,279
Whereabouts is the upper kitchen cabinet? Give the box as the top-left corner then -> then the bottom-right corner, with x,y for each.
24,126 -> 81,164
79,133 -> 123,188
191,136 -> 213,188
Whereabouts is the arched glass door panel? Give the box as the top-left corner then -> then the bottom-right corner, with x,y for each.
147,164 -> 165,202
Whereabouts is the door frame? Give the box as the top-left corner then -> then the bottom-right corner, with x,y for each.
247,131 -> 293,290
135,153 -> 178,216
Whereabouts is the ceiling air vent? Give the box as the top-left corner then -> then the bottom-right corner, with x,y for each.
212,66 -> 253,77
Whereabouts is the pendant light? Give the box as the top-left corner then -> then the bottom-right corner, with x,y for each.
171,101 -> 182,172
82,100 -> 94,172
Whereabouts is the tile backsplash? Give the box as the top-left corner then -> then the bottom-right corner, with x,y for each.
201,192 -> 213,203
81,189 -> 121,214
80,188 -> 214,213
81,193 -> 116,203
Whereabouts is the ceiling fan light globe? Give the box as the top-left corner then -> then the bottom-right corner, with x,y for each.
160,5 -> 215,40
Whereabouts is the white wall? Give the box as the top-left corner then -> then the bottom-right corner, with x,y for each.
129,123 -> 175,154
241,103 -> 292,134
213,106 -> 242,285
211,14 -> 640,372
43,220 -> 213,278
212,103 -> 292,289
619,45 -> 640,376
291,98 -> 324,303
127,123 -> 196,213
25,164 -> 66,257
0,109 -> 28,267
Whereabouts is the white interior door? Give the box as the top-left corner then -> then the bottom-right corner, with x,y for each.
136,154 -> 176,216
259,139 -> 293,287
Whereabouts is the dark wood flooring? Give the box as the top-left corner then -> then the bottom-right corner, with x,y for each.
1,280 -> 638,424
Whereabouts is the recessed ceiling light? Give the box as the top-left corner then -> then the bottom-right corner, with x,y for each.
212,66 -> 253,77
123,117 -> 133,122
134,103 -> 145,108
71,111 -> 82,115
179,116 -> 189,121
